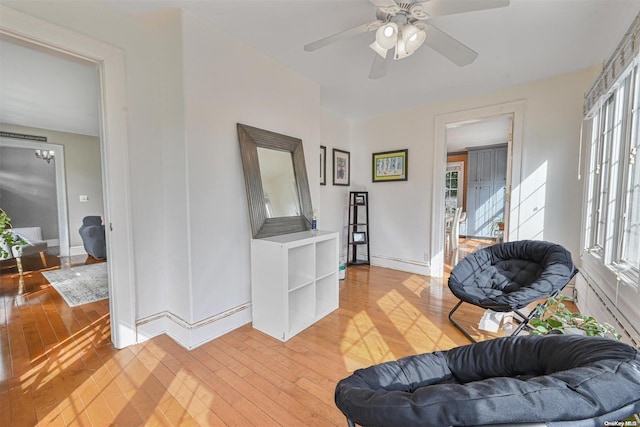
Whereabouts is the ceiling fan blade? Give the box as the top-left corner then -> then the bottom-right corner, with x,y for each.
369,51 -> 392,79
423,23 -> 478,66
420,0 -> 509,18
369,0 -> 398,8
304,21 -> 382,52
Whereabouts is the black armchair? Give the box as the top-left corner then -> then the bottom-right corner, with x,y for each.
79,216 -> 106,259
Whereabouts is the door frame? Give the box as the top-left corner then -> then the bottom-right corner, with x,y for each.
431,100 -> 525,277
0,139 -> 69,255
1,5 -> 137,348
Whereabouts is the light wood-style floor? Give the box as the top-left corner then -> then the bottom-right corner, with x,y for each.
1,240 -> 500,426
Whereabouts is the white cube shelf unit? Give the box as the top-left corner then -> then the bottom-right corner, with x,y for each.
251,230 -> 339,341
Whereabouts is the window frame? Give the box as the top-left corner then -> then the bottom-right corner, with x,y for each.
581,58 -> 640,330
445,162 -> 464,209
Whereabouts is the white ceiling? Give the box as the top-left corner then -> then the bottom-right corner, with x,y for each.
1,0 -> 640,137
446,114 -> 512,152
0,36 -> 100,136
107,0 -> 640,119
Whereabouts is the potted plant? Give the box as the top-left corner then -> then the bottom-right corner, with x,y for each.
529,295 -> 621,340
492,217 -> 505,232
0,208 -> 24,259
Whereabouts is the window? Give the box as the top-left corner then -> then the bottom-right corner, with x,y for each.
581,15 -> 640,343
445,162 -> 464,210
584,61 -> 640,288
621,67 -> 640,272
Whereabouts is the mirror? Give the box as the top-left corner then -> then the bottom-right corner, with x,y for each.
257,147 -> 301,218
238,123 -> 313,238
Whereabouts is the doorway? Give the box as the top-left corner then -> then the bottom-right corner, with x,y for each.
431,101 -> 525,278
1,6 -> 136,348
444,114 -> 513,268
0,140 -> 69,255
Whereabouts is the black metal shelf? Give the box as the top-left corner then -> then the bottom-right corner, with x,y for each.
347,191 -> 370,267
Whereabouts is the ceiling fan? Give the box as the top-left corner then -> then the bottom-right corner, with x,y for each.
304,0 -> 510,79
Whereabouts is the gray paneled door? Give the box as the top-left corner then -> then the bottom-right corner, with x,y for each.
466,144 -> 508,238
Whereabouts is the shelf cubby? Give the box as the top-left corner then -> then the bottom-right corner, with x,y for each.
289,283 -> 315,333
288,244 -> 314,291
316,238 -> 338,279
316,274 -> 338,317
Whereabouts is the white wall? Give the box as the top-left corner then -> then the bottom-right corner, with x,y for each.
134,8 -> 191,339
352,67 -> 598,273
181,11 -> 321,344
319,108 -> 353,263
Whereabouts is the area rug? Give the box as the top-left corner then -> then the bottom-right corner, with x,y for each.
42,263 -> 108,307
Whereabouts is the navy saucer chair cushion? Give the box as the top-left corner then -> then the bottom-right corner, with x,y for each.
448,240 -> 576,311
334,335 -> 640,427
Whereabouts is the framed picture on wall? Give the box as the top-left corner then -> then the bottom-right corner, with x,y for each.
372,149 -> 408,182
333,148 -> 350,186
320,145 -> 326,185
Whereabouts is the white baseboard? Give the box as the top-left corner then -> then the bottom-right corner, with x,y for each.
45,238 -> 59,247
136,303 -> 252,350
69,245 -> 87,256
371,254 -> 430,276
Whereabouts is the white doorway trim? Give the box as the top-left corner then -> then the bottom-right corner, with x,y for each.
0,138 -> 70,255
431,100 -> 525,277
1,5 -> 137,348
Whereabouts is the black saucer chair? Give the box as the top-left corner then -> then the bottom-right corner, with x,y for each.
334,335 -> 640,427
448,240 -> 577,342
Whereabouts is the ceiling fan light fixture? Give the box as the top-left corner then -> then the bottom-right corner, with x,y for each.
375,22 -> 398,50
402,24 -> 426,52
394,38 -> 414,60
369,40 -> 388,58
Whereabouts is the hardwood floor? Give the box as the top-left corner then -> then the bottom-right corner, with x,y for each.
2,243 -> 503,426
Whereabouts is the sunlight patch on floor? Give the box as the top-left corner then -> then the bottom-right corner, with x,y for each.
340,310 -> 392,370
377,289 -> 458,352
402,274 -> 429,297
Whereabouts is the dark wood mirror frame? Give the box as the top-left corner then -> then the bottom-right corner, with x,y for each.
237,123 -> 313,238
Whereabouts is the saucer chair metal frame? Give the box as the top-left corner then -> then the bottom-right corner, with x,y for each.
448,240 -> 577,343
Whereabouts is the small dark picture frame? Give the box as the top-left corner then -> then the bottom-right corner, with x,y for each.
354,195 -> 365,205
320,145 -> 326,185
333,148 -> 350,186
352,231 -> 366,243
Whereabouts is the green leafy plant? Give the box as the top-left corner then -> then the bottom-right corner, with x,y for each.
529,295 -> 621,340
0,208 -> 24,259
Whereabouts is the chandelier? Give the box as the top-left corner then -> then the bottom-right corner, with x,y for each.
35,149 -> 55,163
